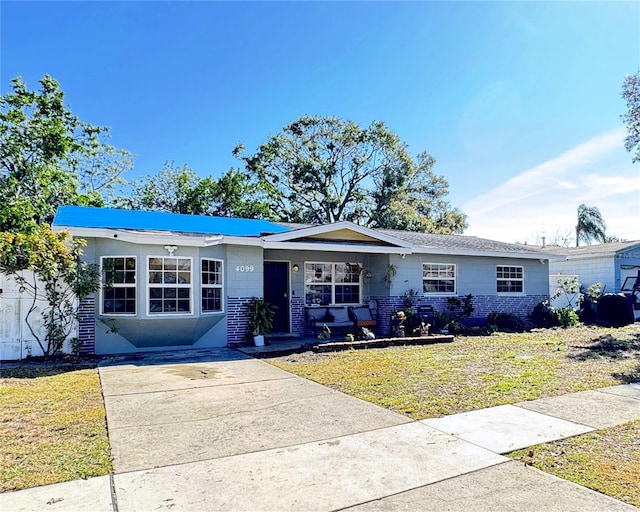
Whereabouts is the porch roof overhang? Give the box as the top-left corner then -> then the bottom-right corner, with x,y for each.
257,221 -> 413,254
261,240 -> 412,254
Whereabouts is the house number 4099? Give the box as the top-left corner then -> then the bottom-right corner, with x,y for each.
235,265 -> 255,272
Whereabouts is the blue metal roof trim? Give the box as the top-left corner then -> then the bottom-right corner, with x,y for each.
52,206 -> 291,237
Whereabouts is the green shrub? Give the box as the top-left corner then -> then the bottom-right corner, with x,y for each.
487,312 -> 531,332
530,301 -> 558,328
555,307 -> 579,327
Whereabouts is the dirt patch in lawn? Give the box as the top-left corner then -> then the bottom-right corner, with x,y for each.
0,362 -> 112,492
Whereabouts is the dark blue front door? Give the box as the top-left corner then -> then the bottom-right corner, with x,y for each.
264,261 -> 290,333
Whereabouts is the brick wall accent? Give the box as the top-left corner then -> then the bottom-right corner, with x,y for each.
371,295 -> 398,337
376,294 -> 548,336
226,297 -> 252,345
291,296 -> 306,334
78,296 -> 96,354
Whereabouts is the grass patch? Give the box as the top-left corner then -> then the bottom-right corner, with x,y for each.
271,325 -> 640,419
0,362 -> 112,492
510,420 -> 640,508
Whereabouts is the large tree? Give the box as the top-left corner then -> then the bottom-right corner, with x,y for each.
621,71 -> 640,163
0,74 -> 132,233
0,75 -> 131,357
576,203 -> 606,246
234,115 -> 467,233
115,162 -> 273,218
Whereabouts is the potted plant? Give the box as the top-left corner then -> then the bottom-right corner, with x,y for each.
247,297 -> 276,346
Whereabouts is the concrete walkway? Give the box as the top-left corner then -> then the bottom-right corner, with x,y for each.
1,348 -> 639,511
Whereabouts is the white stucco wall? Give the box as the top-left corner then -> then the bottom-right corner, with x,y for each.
549,256 -> 616,294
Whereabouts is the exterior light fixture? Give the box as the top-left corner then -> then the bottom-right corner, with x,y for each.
292,264 -> 300,272
164,245 -> 178,256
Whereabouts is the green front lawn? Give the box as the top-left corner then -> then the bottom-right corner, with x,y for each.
270,325 -> 639,419
0,363 -> 112,492
510,420 -> 640,508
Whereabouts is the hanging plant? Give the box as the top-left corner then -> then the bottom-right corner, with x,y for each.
384,264 -> 397,286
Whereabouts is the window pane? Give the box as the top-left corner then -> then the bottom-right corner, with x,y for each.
423,280 -> 454,293
423,263 -> 455,294
336,263 -> 361,283
496,266 -> 523,293
305,263 -> 331,283
335,285 -> 359,304
104,288 -> 122,313
102,257 -> 136,314
202,288 -> 221,312
124,270 -> 136,284
305,284 -> 331,305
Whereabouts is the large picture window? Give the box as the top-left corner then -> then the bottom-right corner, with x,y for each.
201,258 -> 223,312
148,257 -> 192,314
496,265 -> 524,293
423,263 -> 456,294
304,262 -> 362,305
101,257 -> 136,314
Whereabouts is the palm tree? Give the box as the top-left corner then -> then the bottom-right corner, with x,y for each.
575,204 -> 606,247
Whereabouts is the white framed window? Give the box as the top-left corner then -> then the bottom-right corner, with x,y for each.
201,258 -> 223,313
496,265 -> 524,293
304,262 -> 362,305
148,256 -> 192,314
423,263 -> 456,294
101,256 -> 137,315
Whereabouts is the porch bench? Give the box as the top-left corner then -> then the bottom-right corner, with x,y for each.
305,306 -> 354,335
349,306 -> 377,330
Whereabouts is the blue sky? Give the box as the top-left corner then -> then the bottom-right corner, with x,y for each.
2,1 -> 639,244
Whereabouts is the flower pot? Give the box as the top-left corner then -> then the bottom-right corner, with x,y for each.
253,335 -> 265,347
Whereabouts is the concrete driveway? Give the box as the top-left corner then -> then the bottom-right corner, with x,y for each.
98,348 -> 639,511
2,348 -> 638,511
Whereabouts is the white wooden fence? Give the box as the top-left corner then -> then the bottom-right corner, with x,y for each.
0,272 -> 77,361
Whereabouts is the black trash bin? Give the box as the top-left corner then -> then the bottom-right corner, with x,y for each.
596,294 -> 634,327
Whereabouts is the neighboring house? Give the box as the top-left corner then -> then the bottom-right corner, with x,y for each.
18,205 -> 557,355
546,241 -> 640,297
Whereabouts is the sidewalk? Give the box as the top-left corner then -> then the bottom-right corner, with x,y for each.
1,348 -> 638,511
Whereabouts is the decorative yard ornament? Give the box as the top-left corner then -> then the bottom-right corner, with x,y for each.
318,324 -> 331,341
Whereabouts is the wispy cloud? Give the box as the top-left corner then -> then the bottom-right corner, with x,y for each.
463,127 -> 640,243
